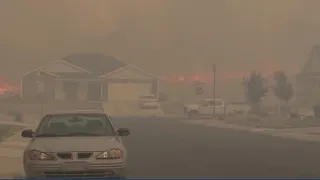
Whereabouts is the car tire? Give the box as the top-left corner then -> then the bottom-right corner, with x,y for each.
187,110 -> 199,119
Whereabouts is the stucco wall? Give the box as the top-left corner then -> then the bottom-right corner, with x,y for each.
21,71 -> 56,101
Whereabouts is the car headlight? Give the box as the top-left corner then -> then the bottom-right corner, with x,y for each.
96,149 -> 123,159
27,150 -> 55,160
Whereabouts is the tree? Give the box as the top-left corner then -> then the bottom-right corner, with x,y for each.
243,71 -> 268,114
273,71 -> 294,103
245,71 -> 268,104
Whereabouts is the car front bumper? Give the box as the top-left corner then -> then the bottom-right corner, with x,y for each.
24,162 -> 126,178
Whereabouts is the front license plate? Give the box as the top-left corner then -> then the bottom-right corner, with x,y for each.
62,162 -> 87,170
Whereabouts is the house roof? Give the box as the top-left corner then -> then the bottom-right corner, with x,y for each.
53,73 -> 98,79
62,53 -> 126,76
22,53 -> 157,80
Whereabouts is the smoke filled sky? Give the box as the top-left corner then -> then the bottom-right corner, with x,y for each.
1,0 -> 320,82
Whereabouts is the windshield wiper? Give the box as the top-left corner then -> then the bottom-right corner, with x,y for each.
65,132 -> 102,136
35,133 -> 60,137
35,132 -> 103,137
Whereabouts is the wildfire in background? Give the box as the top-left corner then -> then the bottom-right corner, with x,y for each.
160,73 -> 236,84
160,73 -> 231,84
0,77 -> 19,95
160,68 -> 297,84
0,67 -> 296,95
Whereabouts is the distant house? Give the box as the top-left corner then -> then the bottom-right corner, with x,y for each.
296,45 -> 320,107
21,53 -> 158,102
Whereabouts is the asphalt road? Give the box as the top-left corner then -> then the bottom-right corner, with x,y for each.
112,117 -> 320,178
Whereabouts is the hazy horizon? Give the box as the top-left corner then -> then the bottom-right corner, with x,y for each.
1,0 -> 320,84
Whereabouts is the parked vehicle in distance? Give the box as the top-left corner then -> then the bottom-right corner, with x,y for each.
21,110 -> 130,178
184,98 -> 226,118
139,94 -> 159,109
226,101 -> 250,115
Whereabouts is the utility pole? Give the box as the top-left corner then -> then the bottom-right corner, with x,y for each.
40,95 -> 43,117
242,77 -> 248,101
36,81 -> 44,117
212,64 -> 216,118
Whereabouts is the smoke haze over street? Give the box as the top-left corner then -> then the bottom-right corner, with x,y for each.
0,0 -> 320,84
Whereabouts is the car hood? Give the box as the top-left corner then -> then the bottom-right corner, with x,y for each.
28,136 -> 124,152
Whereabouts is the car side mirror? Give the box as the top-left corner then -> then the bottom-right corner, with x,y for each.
117,128 -> 130,136
21,129 -> 34,138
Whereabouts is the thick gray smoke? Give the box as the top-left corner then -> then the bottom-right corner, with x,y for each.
1,0 -> 320,82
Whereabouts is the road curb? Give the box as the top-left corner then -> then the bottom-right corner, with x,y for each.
182,119 -> 320,143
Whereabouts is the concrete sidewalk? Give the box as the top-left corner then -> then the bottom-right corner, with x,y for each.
0,156 -> 24,178
182,119 -> 320,143
0,131 -> 30,177
0,120 -> 37,177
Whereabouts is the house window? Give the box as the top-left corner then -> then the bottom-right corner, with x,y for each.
87,81 -> 102,101
63,81 -> 79,101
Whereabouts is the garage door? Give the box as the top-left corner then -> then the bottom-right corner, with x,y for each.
108,82 -> 151,100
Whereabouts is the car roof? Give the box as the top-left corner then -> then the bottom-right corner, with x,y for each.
45,109 -> 106,116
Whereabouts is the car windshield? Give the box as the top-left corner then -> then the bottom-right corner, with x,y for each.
35,114 -> 116,137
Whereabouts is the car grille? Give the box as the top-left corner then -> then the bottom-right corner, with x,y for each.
57,152 -> 73,160
77,152 -> 93,159
43,170 -> 114,178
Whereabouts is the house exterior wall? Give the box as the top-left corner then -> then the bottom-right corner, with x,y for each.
55,80 -> 104,101
54,78 -> 158,102
78,81 -> 88,100
106,80 -> 153,101
22,62 -> 158,102
100,66 -> 158,101
55,80 -> 91,101
21,71 -> 56,102
54,80 -> 64,100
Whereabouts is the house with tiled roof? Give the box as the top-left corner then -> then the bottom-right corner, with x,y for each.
296,45 -> 320,107
21,53 -> 158,102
